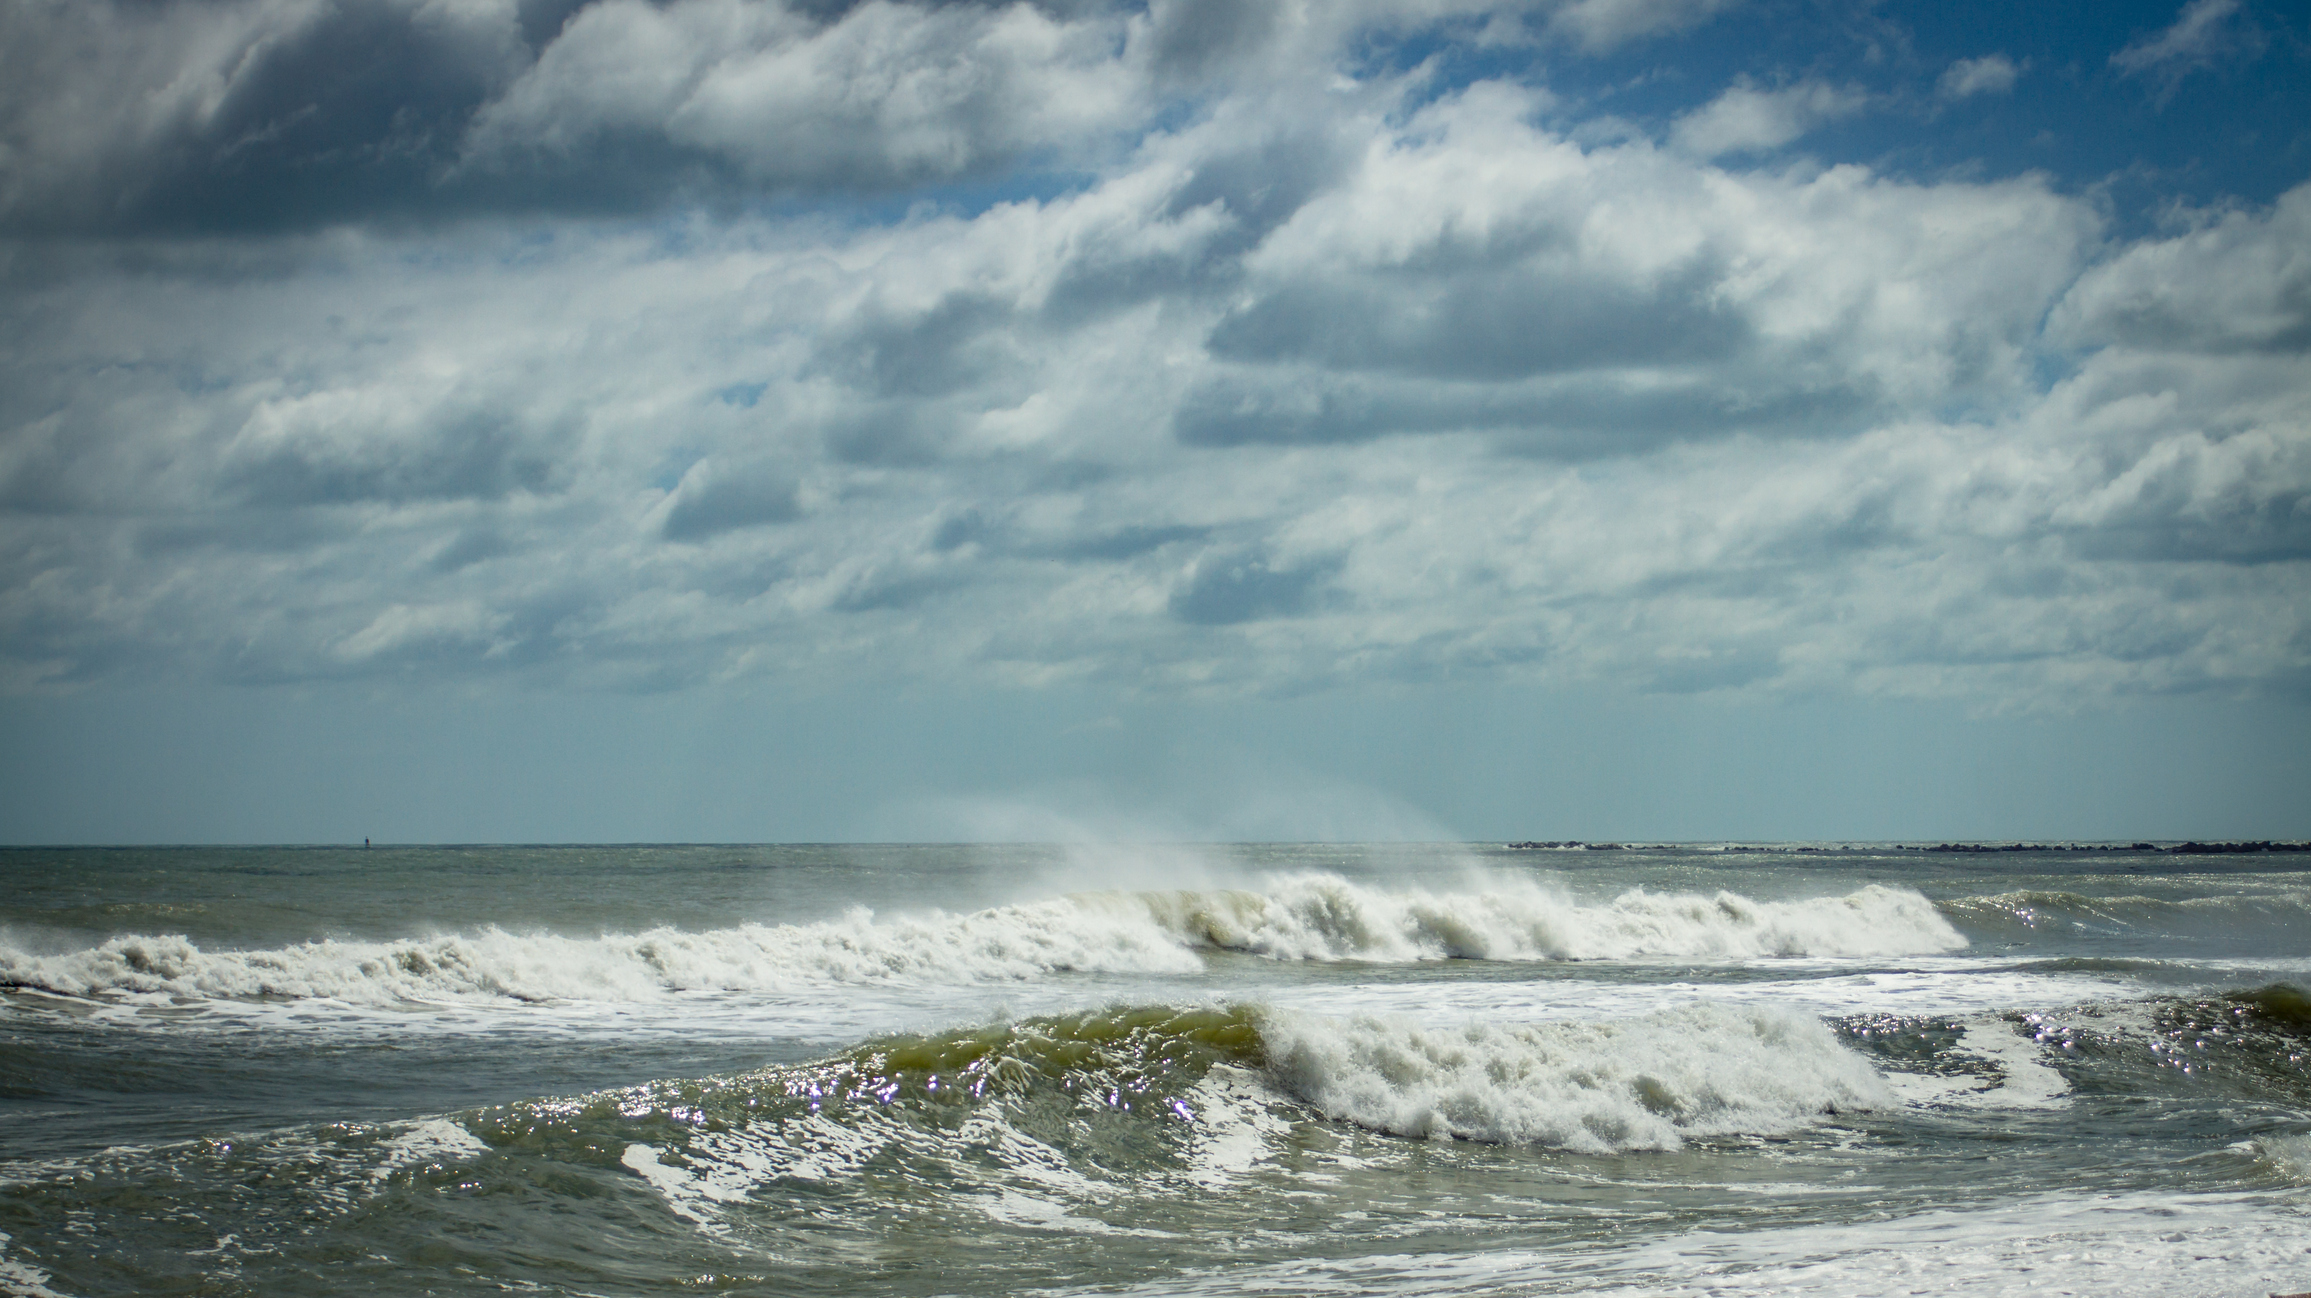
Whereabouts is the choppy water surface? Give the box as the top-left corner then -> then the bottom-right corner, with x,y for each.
2,843 -> 2307,1296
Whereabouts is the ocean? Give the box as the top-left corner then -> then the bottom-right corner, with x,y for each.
2,842 -> 2307,1296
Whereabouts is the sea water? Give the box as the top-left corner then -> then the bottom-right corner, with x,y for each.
1,843 -> 2306,1296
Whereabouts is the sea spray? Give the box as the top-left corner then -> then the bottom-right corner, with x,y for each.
1136,873 -> 1967,961
0,898 -> 1209,1005
1257,1002 -> 1890,1152
9,842 -> 2306,1298
0,877 -> 1966,1009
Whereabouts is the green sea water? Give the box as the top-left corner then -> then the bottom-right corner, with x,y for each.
3,843 -> 2308,1295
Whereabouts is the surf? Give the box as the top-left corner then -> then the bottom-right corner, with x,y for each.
0,875 -> 1966,1009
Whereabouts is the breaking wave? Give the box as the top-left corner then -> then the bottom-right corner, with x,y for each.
0,874 -> 1963,1007
522,1000 -> 1884,1169
1135,873 -> 1962,962
1258,1001 -> 1888,1152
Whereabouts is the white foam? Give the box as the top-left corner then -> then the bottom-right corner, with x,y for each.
1257,962 -> 2147,1027
0,899 -> 1205,1007
370,1118 -> 491,1184
616,1101 -> 1165,1242
1141,875 -> 1967,963
0,1231 -> 72,1298
0,877 -> 1965,1013
1582,1190 -> 2311,1296
1178,1066 -> 1296,1189
1049,1190 -> 2311,1297
619,1144 -> 740,1231
1938,1018 -> 2074,1109
1256,1002 -> 1890,1153
2254,1133 -> 2311,1185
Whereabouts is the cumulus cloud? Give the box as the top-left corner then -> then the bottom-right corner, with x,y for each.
1170,548 -> 1341,625
1937,54 -> 2021,100
2051,185 -> 2311,356
1668,79 -> 1868,158
1538,0 -> 1746,51
0,0 -> 1245,233
659,457 -> 804,541
460,0 -> 1146,193
0,0 -> 1790,235
1,1 -> 2307,709
0,0 -> 531,233
1192,84 -> 2090,454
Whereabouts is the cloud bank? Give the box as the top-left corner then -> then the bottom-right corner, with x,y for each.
1,0 -> 2305,709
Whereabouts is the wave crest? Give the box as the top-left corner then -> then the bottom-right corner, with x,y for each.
1135,874 -> 1965,962
1260,1002 -> 1889,1152
517,1001 -> 1881,1161
0,875 -> 1963,1007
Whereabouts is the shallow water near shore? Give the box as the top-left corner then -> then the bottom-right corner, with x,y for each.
3,842 -> 2308,1296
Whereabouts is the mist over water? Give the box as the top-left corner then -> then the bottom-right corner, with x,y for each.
3,842 -> 2308,1296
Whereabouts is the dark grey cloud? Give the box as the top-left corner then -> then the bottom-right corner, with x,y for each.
224,410 -> 559,506
820,403 -> 977,466
1,18 -> 2305,712
1170,548 -> 1340,624
929,508 -> 994,552
660,458 -> 803,541
818,293 -> 1024,399
1160,129 -> 1354,249
0,0 -> 527,235
0,0 -> 1152,236
1141,0 -> 1287,80
134,510 -> 356,558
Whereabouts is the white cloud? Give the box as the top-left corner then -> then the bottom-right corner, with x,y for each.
0,3 -> 2306,711
1540,0 -> 1745,51
336,601 -> 510,662
462,0 -> 1146,189
2050,185 -> 2311,356
1938,54 -> 2021,99
2111,0 -> 2260,98
1668,79 -> 1868,158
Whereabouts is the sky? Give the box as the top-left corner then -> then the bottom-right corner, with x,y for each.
1,0 -> 2307,844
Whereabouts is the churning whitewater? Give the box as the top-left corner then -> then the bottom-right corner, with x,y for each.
2,842 -> 2306,1298
0,873 -> 1963,1007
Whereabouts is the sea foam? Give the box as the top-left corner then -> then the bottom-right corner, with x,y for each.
1136,873 -> 1964,961
0,874 -> 1963,1007
1258,1001 -> 1889,1152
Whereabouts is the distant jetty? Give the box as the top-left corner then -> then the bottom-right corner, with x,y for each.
1501,840 -> 2311,854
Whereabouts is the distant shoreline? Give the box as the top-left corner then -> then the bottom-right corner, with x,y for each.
1503,840 -> 2311,854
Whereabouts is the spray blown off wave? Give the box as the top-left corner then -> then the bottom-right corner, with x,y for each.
0,876 -> 1962,1007
1136,874 -> 1965,962
0,901 -> 1208,1005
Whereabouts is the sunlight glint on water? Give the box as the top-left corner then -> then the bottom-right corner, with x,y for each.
1,843 -> 2307,1296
